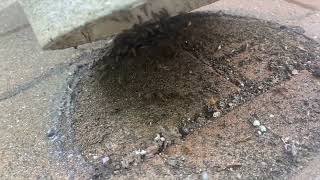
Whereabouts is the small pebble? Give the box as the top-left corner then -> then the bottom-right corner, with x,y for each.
261,162 -> 267,166
292,69 -> 299,75
253,120 -> 260,127
259,125 -> 267,133
179,127 -> 190,138
160,137 -> 166,142
219,101 -> 226,108
115,164 -> 121,170
291,143 -> 298,156
201,171 -> 209,180
154,134 -> 161,142
258,131 -> 262,135
47,128 -> 56,138
135,150 -> 147,156
168,159 -> 178,167
102,156 -> 110,164
212,111 -> 221,118
269,114 -> 275,118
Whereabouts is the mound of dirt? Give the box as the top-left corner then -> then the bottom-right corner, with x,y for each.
69,13 -> 320,179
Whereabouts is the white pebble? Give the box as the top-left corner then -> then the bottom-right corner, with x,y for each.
258,131 -> 262,135
135,150 -> 147,156
102,156 -> 110,164
269,114 -> 275,118
292,69 -> 299,75
213,111 -> 221,118
259,125 -> 267,132
154,134 -> 161,142
201,171 -> 209,180
140,150 -> 147,155
253,120 -> 261,127
160,137 -> 166,142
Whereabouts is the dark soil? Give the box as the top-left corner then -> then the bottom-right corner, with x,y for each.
70,13 -> 320,179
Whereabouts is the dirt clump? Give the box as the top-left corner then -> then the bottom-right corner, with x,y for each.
70,13 -> 320,179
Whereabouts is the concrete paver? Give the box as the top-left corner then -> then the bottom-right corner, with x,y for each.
0,3 -> 28,36
199,0 -> 320,42
0,73 -> 70,178
0,3 -> 92,179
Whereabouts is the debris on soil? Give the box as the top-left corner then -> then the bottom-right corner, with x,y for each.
283,138 -> 298,157
68,13 -> 320,179
212,111 -> 221,118
253,120 -> 261,127
102,156 -> 110,165
135,149 -> 147,156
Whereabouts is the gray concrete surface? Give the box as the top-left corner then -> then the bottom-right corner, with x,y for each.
199,0 -> 320,42
0,0 -> 319,179
0,3 -> 95,179
20,0 -> 217,50
0,0 -> 16,10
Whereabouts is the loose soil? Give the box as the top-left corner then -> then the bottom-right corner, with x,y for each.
69,13 -> 320,179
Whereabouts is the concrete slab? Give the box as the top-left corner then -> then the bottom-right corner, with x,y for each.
0,0 -> 16,11
20,0 -> 217,49
198,0 -> 320,42
0,3 -> 97,178
0,2 -> 29,36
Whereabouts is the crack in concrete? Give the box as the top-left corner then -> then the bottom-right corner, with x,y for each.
0,57 -> 86,102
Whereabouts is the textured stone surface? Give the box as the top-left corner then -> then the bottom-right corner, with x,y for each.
20,0 -> 217,49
